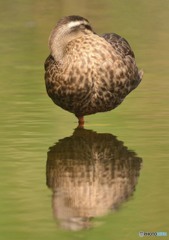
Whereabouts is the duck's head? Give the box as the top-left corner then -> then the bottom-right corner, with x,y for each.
48,15 -> 94,60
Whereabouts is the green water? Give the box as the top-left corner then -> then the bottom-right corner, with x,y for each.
0,0 -> 169,239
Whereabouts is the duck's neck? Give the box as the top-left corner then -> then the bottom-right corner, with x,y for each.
49,29 -> 83,62
49,35 -> 67,62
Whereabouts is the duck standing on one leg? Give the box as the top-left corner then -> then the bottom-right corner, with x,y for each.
44,15 -> 143,127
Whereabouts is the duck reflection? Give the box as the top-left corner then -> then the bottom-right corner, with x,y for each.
46,128 -> 142,231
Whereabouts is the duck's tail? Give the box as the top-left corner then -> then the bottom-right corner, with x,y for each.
135,69 -> 143,88
131,69 -> 143,92
139,69 -> 144,80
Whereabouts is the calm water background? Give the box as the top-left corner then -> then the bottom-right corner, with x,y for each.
0,0 -> 169,239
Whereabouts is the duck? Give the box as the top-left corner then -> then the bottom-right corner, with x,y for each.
44,15 -> 143,126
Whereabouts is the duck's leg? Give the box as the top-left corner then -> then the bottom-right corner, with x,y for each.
78,116 -> 84,127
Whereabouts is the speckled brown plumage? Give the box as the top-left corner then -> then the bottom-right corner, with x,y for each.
44,15 -> 143,125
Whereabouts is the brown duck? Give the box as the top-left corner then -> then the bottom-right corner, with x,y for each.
44,15 -> 143,126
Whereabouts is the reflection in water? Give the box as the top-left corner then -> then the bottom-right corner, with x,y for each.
46,128 -> 142,231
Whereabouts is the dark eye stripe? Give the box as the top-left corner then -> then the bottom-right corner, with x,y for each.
84,24 -> 92,30
70,23 -> 92,31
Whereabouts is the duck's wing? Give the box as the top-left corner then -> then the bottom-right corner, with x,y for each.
102,33 -> 143,91
102,33 -> 135,58
44,54 -> 60,98
44,54 -> 56,71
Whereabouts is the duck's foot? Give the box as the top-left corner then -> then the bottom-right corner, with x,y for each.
78,116 -> 84,127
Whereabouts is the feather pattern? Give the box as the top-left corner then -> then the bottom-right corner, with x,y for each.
44,16 -> 143,124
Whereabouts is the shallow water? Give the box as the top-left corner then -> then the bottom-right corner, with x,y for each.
0,0 -> 169,239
